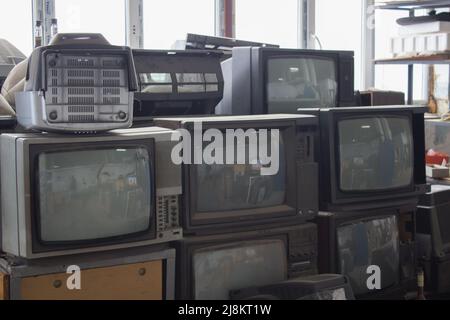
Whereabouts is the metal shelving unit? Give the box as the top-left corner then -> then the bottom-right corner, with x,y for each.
374,1 -> 450,104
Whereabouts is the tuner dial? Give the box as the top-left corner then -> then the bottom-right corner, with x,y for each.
118,111 -> 127,120
49,111 -> 58,120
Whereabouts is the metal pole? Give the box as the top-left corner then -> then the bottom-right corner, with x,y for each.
361,0 -> 375,90
125,0 -> 144,48
215,0 -> 235,38
43,0 -> 55,45
297,0 -> 315,49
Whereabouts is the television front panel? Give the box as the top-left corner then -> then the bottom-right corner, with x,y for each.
1,127 -> 182,258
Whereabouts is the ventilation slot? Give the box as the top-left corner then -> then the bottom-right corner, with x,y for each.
103,70 -> 120,77
51,69 -> 58,77
67,59 -> 95,67
103,97 -> 120,104
51,79 -> 57,86
68,97 -> 95,105
103,88 -> 120,95
68,88 -> 95,95
67,70 -> 94,77
103,79 -> 121,87
103,60 -> 120,67
68,79 -> 95,86
52,97 -> 57,104
52,88 -> 58,95
68,114 -> 95,122
68,106 -> 95,113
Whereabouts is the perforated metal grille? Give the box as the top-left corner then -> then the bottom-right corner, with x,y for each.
45,53 -> 130,123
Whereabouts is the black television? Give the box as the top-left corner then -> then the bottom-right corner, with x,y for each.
217,47 -> 355,115
299,106 -> 428,211
175,223 -> 317,300
416,184 -> 450,294
154,114 -> 318,235
316,204 -> 417,299
132,50 -> 224,123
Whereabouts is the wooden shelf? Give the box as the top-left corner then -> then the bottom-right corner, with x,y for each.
376,0 -> 450,10
376,52 -> 450,64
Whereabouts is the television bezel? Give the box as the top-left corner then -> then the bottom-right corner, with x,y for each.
28,139 -> 157,253
154,114 -> 318,235
316,203 -> 417,299
299,106 -> 427,211
186,121 -> 297,228
219,47 -> 354,116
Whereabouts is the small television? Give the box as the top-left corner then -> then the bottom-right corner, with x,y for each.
299,106 -> 428,211
316,204 -> 417,299
16,33 -> 137,133
175,223 -> 317,300
230,274 -> 355,300
132,50 -> 224,123
416,184 -> 450,294
1,127 -> 182,259
154,114 -> 318,235
217,47 -> 355,115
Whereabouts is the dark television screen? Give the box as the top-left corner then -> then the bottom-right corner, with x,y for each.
266,57 -> 337,112
193,239 -> 287,300
38,148 -> 152,242
338,116 -> 413,191
337,215 -> 399,295
195,132 -> 286,212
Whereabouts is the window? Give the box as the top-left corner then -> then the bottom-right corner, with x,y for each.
0,1 -> 33,55
55,0 -> 125,45
314,0 -> 362,90
375,9 -> 427,102
235,0 -> 298,48
143,0 -> 215,49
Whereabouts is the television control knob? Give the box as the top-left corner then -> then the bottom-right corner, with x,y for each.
49,111 -> 58,120
118,111 -> 127,120
138,268 -> 146,276
53,280 -> 62,288
49,59 -> 57,67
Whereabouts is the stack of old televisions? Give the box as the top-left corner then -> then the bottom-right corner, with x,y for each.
0,35 -> 188,300
217,44 -> 429,299
153,114 -> 324,300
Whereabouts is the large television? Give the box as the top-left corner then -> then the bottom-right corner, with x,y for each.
217,47 -> 355,115
154,114 -> 318,235
1,127 -> 182,258
299,106 -> 428,211
132,50 -> 224,123
175,223 -> 317,300
316,204 -> 417,299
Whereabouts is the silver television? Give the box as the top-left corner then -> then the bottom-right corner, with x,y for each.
1,127 -> 182,258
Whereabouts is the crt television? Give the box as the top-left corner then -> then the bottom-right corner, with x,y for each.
175,223 -> 317,300
299,106 -> 428,211
1,127 -> 182,259
132,50 -> 224,123
154,114 -> 318,235
416,184 -> 450,294
217,47 -> 355,115
316,204 -> 417,299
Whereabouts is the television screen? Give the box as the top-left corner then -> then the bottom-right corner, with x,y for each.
195,132 -> 286,212
267,57 -> 337,112
193,239 -> 287,300
337,215 -> 399,295
338,116 -> 413,191
38,147 -> 152,242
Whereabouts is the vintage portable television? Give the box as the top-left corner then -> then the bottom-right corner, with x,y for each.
175,223 -> 317,300
298,106 -> 428,211
155,114 -> 318,235
217,47 -> 354,115
1,127 -> 182,258
16,33 -> 137,132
